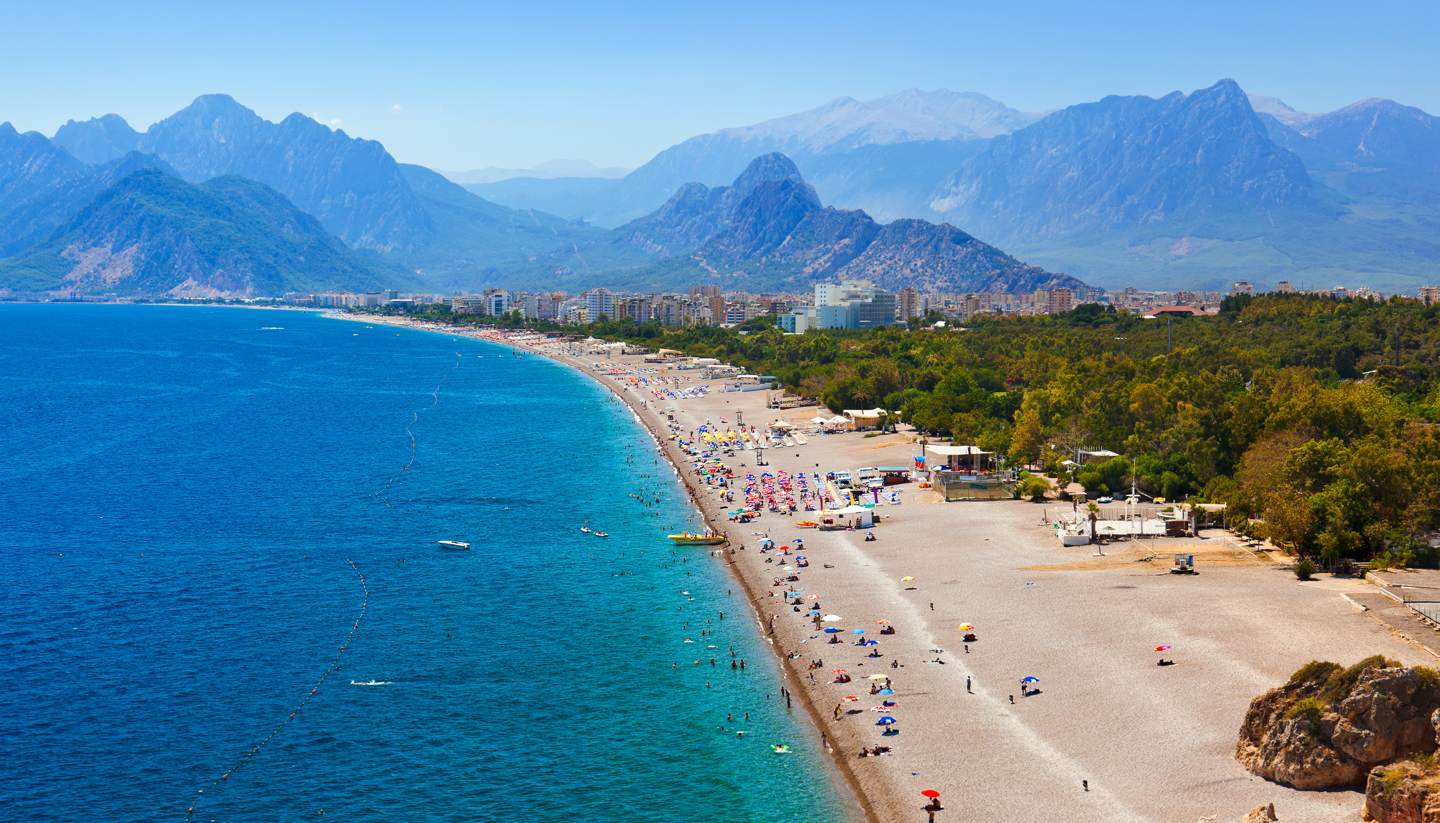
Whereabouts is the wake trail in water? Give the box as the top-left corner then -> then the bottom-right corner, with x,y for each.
376,352 -> 462,508
183,559 -> 369,821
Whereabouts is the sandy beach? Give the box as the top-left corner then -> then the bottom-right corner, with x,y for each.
345,314 -> 1440,822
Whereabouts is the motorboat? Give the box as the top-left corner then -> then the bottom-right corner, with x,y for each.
437,540 -> 471,551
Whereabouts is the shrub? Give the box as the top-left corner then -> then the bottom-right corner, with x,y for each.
1016,474 -> 1050,502
1295,558 -> 1317,581
1377,766 -> 1409,796
1319,655 -> 1399,703
1286,696 -> 1325,726
1288,660 -> 1342,687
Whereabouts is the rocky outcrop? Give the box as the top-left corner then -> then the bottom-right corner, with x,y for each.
1237,658 -> 1440,790
1365,758 -> 1440,822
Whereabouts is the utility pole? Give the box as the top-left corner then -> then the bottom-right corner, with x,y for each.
1167,316 -> 1174,354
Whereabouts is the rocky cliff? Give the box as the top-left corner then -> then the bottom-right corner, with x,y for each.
1237,658 -> 1440,790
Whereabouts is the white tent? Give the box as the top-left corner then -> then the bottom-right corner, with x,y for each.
811,416 -> 830,425
826,505 -> 875,528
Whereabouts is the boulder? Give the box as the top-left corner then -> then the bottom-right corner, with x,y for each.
1238,660 -> 1440,790
1242,802 -> 1278,822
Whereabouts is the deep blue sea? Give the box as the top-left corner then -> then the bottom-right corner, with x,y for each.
0,305 -> 846,822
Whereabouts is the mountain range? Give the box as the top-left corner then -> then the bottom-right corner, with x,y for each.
0,94 -> 1072,298
475,81 -> 1440,293
4,79 -> 1437,298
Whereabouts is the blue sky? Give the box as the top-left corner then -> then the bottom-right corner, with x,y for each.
3,1 -> 1436,170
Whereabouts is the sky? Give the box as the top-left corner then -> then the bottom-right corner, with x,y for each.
2,1 -> 1437,171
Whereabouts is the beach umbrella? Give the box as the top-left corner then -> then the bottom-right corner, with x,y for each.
832,668 -> 849,674
1154,644 -> 1172,652
958,623 -> 974,632
862,640 -> 879,647
871,706 -> 893,712
878,688 -> 895,695
822,614 -> 842,622
1020,676 -> 1039,684
921,790 -> 941,799
900,576 -> 915,583
881,700 -> 897,707
876,619 -> 890,625
852,629 -> 866,635
823,627 -> 841,634
876,716 -> 897,726
868,674 -> 889,680
842,695 -> 859,702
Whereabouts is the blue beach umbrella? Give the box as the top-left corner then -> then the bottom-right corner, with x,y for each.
876,716 -> 897,726
852,629 -> 865,635
823,627 -> 841,634
1020,676 -> 1039,684
878,688 -> 895,695
862,640 -> 879,647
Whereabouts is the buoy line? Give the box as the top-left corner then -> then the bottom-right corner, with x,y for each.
376,351 -> 462,507
184,559 -> 369,820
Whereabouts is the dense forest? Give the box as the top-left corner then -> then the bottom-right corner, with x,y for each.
395,295 -> 1440,566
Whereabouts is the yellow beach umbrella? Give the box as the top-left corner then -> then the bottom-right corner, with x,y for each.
900,576 -> 915,583
958,623 -> 974,632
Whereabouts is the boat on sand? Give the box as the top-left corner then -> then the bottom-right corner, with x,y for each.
667,531 -> 726,546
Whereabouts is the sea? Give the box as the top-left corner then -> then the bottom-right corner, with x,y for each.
0,304 -> 848,822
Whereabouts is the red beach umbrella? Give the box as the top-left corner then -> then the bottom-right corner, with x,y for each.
1154,644 -> 1172,652
921,789 -> 941,799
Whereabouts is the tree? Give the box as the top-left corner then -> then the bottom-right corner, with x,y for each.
1009,394 -> 1044,465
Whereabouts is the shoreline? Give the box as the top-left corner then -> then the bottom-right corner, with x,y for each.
329,313 -> 881,822
322,311 -> 1440,822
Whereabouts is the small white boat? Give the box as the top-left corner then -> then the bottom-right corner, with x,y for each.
579,525 -> 591,533
594,531 -> 609,538
437,540 -> 471,551
350,680 -> 391,686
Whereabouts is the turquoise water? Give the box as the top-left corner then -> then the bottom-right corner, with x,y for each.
0,305 -> 846,822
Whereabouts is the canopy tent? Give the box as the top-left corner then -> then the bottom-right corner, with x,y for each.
842,408 -> 893,430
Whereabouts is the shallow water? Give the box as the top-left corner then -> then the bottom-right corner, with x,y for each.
0,305 -> 846,822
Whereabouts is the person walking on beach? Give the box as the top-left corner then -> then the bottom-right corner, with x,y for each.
966,676 -> 972,693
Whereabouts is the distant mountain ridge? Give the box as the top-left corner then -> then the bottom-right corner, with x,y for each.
0,169 -> 408,297
470,89 -> 1037,226
930,79 -> 1319,238
443,159 -> 631,185
470,80 -> 1440,293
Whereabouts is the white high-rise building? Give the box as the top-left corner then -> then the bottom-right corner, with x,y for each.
584,288 -> 615,321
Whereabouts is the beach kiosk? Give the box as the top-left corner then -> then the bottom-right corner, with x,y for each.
925,445 -> 1013,501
